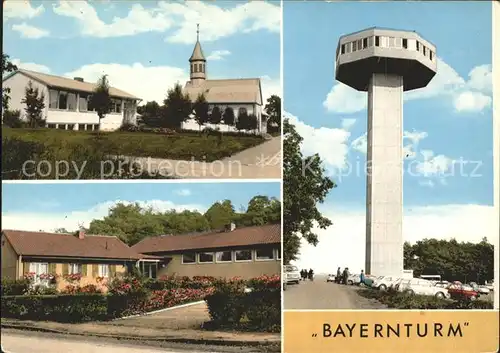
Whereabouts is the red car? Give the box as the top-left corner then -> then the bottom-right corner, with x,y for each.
446,281 -> 479,300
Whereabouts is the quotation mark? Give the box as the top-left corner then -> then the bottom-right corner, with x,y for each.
312,333 -> 318,337
464,322 -> 469,326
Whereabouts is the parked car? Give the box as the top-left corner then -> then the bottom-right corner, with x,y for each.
446,282 -> 479,301
397,278 -> 450,299
484,282 -> 494,291
284,265 -> 301,284
327,274 -> 336,282
347,274 -> 361,285
372,276 -> 403,291
434,281 -> 450,288
469,282 -> 490,294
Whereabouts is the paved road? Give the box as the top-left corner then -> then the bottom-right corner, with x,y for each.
284,275 -> 387,310
1,329 -> 269,353
128,136 -> 281,179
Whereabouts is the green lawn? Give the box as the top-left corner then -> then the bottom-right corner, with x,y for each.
3,128 -> 264,162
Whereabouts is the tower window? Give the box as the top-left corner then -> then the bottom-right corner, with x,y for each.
423,46 -> 426,56
429,51 -> 433,60
368,36 -> 374,47
375,36 -> 380,47
357,39 -> 362,50
341,44 -> 346,54
416,41 -> 420,51
353,40 -> 357,51
362,38 -> 368,49
402,38 -> 408,49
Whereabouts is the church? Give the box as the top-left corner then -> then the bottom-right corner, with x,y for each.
182,26 -> 268,134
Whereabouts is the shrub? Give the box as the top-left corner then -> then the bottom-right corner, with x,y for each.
3,110 -> 24,128
61,284 -> 102,295
1,278 -> 31,296
1,294 -> 108,323
26,285 -> 58,296
106,276 -> 149,317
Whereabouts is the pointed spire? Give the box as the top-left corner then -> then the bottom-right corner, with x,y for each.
189,23 -> 205,62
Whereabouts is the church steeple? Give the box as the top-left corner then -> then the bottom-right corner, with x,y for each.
189,24 -> 206,85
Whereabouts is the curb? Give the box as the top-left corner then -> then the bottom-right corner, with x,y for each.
0,323 -> 281,347
114,300 -> 205,320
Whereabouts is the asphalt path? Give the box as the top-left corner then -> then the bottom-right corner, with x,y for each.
284,275 -> 388,310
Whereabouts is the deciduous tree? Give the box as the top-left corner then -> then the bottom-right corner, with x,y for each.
283,118 -> 335,264
22,80 -> 46,128
193,93 -> 209,129
265,95 -> 281,133
2,54 -> 18,112
89,75 -> 112,133
161,83 -> 192,128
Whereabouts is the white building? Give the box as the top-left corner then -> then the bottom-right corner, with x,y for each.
2,69 -> 141,131
182,26 -> 267,134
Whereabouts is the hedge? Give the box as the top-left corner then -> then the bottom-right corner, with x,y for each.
357,289 -> 493,310
205,275 -> 281,332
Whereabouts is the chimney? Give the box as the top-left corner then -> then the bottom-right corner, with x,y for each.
73,77 -> 84,82
225,223 -> 236,232
78,229 -> 85,239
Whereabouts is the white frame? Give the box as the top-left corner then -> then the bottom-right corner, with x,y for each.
69,263 -> 82,275
254,248 -> 275,262
234,249 -> 253,262
181,252 -> 197,265
198,252 -> 215,264
29,262 -> 49,285
98,264 -> 109,278
215,250 -> 233,263
275,248 -> 281,260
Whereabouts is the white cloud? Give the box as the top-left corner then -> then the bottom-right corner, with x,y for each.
52,1 -> 279,42
12,22 -> 49,39
10,58 -> 51,74
1,199 -> 205,233
285,112 -> 350,171
174,189 -> 191,196
453,91 -> 492,112
415,150 -> 455,177
294,204 -> 496,274
350,133 -> 367,154
64,63 -> 189,103
323,58 -> 492,114
53,1 -> 173,37
341,118 -> 356,130
207,50 -> 231,61
4,0 -> 44,20
260,75 -> 281,104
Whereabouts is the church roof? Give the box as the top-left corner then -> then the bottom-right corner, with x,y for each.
189,41 -> 206,62
183,78 -> 263,105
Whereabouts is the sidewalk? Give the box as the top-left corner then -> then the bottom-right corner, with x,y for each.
0,302 -> 280,347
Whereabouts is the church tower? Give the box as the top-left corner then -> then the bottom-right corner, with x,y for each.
189,24 -> 206,86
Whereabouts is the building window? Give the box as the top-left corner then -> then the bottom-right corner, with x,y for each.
341,44 -> 346,54
238,107 -> 247,116
69,263 -> 82,275
58,91 -> 68,109
111,99 -> 122,113
375,36 -> 380,47
416,41 -> 420,51
98,264 -> 109,278
67,124 -> 74,130
402,38 -> 408,49
93,124 -> 99,131
216,251 -> 232,263
49,90 -> 58,108
255,248 -> 274,261
47,124 -> 56,129
198,252 -> 214,263
352,40 -> 357,51
58,124 -> 66,130
345,42 -> 351,53
235,250 -> 252,262
142,263 -> 157,279
79,94 -> 88,112
368,36 -> 374,47
78,124 -> 86,131
423,46 -> 427,56
194,64 -> 198,73
362,38 -> 368,49
201,64 -> 205,73
430,51 -> 433,60
182,252 -> 196,264
67,93 -> 77,111
276,249 -> 281,260
29,262 -> 48,285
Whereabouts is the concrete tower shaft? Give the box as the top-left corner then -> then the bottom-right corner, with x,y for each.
335,28 -> 437,276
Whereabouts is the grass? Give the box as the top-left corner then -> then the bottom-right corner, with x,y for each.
3,127 -> 265,162
357,288 -> 493,310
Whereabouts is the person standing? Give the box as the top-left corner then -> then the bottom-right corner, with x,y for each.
360,270 -> 365,286
336,267 -> 342,283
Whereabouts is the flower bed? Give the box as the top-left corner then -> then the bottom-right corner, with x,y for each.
143,287 -> 215,312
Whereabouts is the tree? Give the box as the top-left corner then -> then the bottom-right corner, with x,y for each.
161,83 -> 192,128
204,200 -> 236,230
137,101 -> 161,126
89,75 -> 112,133
54,228 -> 70,233
209,106 -> 222,125
265,95 -> 281,133
21,80 -> 46,128
236,110 -> 249,131
247,113 -> 258,132
3,110 -> 23,128
237,196 -> 281,226
193,93 -> 209,129
283,118 -> 335,264
2,54 -> 18,112
222,107 -> 235,128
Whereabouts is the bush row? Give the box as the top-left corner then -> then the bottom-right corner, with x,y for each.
357,289 -> 493,310
205,275 -> 281,333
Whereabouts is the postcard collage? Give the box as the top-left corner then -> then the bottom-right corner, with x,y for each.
1,1 -> 499,352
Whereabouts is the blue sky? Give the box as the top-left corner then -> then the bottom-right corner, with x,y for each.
2,182 -> 280,232
3,0 -> 280,103
283,2 -> 495,271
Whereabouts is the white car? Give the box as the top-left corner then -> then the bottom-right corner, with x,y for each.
397,278 -> 450,299
469,282 -> 490,294
372,276 -> 403,291
434,281 -> 450,288
284,265 -> 301,284
347,274 -> 361,285
327,274 -> 336,282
